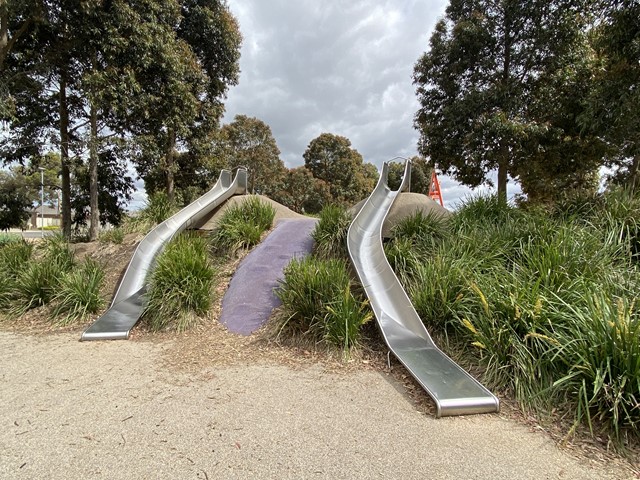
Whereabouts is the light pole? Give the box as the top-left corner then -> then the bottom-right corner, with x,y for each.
38,167 -> 44,238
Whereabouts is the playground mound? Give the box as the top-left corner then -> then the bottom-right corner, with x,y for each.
351,192 -> 451,238
198,192 -> 449,237
197,194 -> 306,230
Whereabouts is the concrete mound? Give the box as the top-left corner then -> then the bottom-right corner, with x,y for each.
196,194 -> 306,231
350,192 -> 451,238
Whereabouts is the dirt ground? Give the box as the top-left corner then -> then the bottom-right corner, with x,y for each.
1,195 -> 638,479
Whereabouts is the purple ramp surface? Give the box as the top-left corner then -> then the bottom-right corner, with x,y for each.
220,218 -> 318,335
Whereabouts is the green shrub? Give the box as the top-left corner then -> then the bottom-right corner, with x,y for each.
311,204 -> 351,259
143,191 -> 178,225
276,256 -> 369,350
210,196 -> 275,254
453,194 -> 519,230
276,256 -> 350,334
0,233 -> 21,246
124,192 -> 179,234
409,257 -> 472,332
99,227 -> 124,245
143,233 -> 215,332
10,260 -> 62,315
0,240 -> 33,277
384,236 -> 421,279
52,259 -> 105,325
0,271 -> 16,311
42,234 -> 75,272
0,241 -> 34,312
7,237 -> 74,315
390,210 -> 449,247
324,287 -> 372,351
546,291 -> 640,442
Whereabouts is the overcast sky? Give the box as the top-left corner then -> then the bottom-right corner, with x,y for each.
219,0 -> 519,209
128,0 -> 519,209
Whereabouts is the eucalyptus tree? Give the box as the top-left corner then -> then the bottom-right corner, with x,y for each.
214,115 -> 286,196
2,0 -> 241,239
303,133 -> 377,207
129,0 -> 242,203
388,156 -> 432,193
1,0 -> 87,237
0,169 -> 31,230
413,0 -> 596,202
581,1 -> 640,191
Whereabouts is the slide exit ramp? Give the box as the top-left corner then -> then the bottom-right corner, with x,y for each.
347,160 -> 499,417
81,168 -> 247,341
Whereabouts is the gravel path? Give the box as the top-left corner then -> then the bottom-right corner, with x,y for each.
220,218 -> 317,335
1,332 -> 633,479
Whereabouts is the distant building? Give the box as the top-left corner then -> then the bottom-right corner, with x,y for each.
31,205 -> 61,229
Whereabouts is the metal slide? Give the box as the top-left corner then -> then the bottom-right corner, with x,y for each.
347,160 -> 499,417
81,168 -> 247,341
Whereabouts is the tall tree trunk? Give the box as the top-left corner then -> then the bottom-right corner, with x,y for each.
629,153 -> 640,195
497,8 -> 511,205
166,127 -> 176,203
59,72 -> 72,239
0,0 -> 34,72
497,149 -> 508,203
88,100 -> 100,241
0,1 -> 8,71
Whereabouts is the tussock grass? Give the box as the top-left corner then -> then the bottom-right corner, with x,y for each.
99,227 -> 124,245
311,204 -> 351,259
0,240 -> 33,276
210,196 -> 275,254
52,259 -> 105,325
275,256 -> 370,353
7,236 -> 74,316
390,192 -> 640,448
0,240 -> 33,311
324,287 -> 373,351
143,233 -> 216,332
547,291 -> 640,441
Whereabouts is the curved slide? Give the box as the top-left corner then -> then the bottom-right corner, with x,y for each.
81,168 -> 247,341
347,160 -> 499,417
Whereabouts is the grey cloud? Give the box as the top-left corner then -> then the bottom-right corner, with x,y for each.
224,0 -> 447,167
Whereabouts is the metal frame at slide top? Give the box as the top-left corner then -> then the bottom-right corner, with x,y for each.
80,168 -> 248,341
347,159 -> 499,417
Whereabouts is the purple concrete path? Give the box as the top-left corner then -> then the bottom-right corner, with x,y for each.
220,218 -> 318,335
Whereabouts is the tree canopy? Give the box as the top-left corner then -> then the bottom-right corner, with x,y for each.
1,0 -> 241,238
303,133 -> 377,209
581,1 -> 640,191
413,0 -> 597,202
0,169 -> 31,230
214,115 -> 286,196
388,156 -> 432,193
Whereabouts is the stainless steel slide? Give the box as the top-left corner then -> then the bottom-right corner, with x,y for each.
81,168 -> 248,341
347,160 -> 499,417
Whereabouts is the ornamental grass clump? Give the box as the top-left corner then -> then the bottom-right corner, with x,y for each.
8,235 -> 74,316
311,204 -> 351,259
124,192 -> 179,234
99,227 -> 124,245
323,287 -> 372,351
143,233 -> 215,332
276,256 -> 370,352
390,210 -> 449,249
210,196 -> 275,254
546,291 -> 640,442
0,240 -> 33,311
52,259 -> 105,325
390,192 -> 640,446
